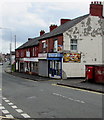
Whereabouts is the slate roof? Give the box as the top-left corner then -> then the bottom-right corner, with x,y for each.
17,32 -> 51,50
39,14 -> 89,40
17,14 -> 89,50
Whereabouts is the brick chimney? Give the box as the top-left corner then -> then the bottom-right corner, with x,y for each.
60,19 -> 71,25
40,30 -> 45,36
90,1 -> 103,17
49,25 -> 58,32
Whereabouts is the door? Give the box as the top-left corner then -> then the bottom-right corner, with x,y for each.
48,60 -> 62,78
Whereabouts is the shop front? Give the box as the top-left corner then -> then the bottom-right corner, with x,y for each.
38,53 -> 48,77
38,53 -> 63,78
47,53 -> 63,79
24,57 -> 38,74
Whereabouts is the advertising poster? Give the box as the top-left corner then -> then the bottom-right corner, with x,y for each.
63,53 -> 81,63
58,45 -> 63,52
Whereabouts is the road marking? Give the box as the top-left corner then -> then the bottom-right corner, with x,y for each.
15,109 -> 23,113
11,105 -> 17,109
21,113 -> 31,118
5,114 -> 14,118
52,84 -> 103,95
2,110 -> 9,114
8,103 -> 14,105
2,97 -> 31,118
0,106 -> 5,109
4,100 -> 10,103
52,92 -> 85,104
0,115 -> 14,119
2,97 -> 7,100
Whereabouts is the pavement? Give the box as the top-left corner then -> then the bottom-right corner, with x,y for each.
4,65 -> 104,94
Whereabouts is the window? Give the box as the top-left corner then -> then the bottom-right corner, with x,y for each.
42,42 -> 46,49
42,41 -> 46,52
33,48 -> 35,56
54,40 -> 58,52
70,39 -> 77,50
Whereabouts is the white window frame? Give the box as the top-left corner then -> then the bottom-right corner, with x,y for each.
54,40 -> 58,52
70,39 -> 78,51
32,48 -> 34,56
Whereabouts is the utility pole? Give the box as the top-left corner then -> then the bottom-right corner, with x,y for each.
14,35 -> 16,72
14,35 -> 16,50
10,43 -> 12,73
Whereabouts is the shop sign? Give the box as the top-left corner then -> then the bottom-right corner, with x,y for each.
24,58 -> 38,62
48,53 -> 63,58
63,53 -> 81,63
58,45 -> 63,52
38,53 -> 47,59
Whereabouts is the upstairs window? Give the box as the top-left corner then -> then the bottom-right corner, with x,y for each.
42,40 -> 46,53
70,39 -> 77,51
32,48 -> 35,56
42,42 -> 46,49
54,39 -> 58,52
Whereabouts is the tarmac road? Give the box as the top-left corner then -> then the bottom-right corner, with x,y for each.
1,63 -> 103,119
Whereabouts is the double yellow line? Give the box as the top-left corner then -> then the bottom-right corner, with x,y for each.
0,116 -> 15,119
52,84 -> 103,95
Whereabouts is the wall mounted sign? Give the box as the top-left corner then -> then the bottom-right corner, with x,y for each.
48,53 -> 63,58
58,45 -> 63,52
38,53 -> 47,59
24,58 -> 38,62
63,53 -> 81,63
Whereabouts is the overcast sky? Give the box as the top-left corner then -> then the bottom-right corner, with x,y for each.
0,0 -> 102,54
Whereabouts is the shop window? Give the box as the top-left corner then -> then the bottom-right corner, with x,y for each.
70,39 -> 77,51
33,62 -> 38,72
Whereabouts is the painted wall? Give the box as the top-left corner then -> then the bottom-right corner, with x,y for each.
63,15 -> 103,78
102,18 -> 104,63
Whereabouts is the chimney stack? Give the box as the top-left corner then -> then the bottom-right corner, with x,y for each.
90,1 -> 103,17
49,25 -> 58,32
60,19 -> 71,25
40,30 -> 45,36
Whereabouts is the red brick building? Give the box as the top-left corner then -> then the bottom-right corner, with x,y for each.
16,1 -> 104,79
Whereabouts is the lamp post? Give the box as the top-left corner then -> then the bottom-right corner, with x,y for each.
0,27 -> 12,73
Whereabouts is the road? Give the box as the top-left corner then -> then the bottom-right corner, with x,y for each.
0,63 -> 103,119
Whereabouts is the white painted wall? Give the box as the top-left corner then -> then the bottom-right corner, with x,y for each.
63,16 -> 103,78
102,18 -> 104,63
103,1 -> 104,17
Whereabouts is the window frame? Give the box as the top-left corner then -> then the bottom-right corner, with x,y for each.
70,39 -> 78,51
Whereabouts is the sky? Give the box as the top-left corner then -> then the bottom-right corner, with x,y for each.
0,0 -> 103,54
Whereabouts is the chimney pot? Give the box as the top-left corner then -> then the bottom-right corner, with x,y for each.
49,24 -> 58,32
60,19 -> 71,25
40,30 -> 45,36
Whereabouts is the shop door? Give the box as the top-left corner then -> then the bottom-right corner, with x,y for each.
20,63 -> 24,72
49,60 -> 62,78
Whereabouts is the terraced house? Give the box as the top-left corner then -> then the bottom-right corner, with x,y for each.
16,1 -> 104,79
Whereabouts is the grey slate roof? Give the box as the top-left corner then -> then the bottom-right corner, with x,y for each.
17,14 -> 89,50
39,14 -> 89,40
